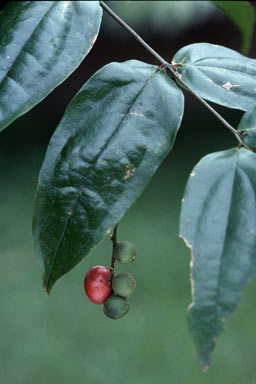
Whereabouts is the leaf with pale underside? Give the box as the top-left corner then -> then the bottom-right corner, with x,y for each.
0,1 -> 102,131
33,60 -> 184,293
238,106 -> 256,150
180,147 -> 256,369
172,43 -> 256,111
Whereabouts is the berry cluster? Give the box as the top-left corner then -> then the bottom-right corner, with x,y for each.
84,241 -> 136,319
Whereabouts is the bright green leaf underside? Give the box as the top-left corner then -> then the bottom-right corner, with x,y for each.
33,60 -> 184,293
173,43 -> 256,111
180,147 -> 256,368
214,1 -> 255,55
0,1 -> 102,131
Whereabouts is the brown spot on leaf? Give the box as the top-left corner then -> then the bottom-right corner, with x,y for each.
90,34 -> 98,47
124,166 -> 136,180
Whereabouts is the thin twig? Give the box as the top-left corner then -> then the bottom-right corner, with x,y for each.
100,1 -> 167,66
110,223 -> 119,273
166,65 -> 246,147
99,1 -> 248,149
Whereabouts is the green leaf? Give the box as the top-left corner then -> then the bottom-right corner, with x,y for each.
237,106 -> 256,150
0,1 -> 102,132
180,147 -> 256,369
214,1 -> 255,55
33,60 -> 184,293
172,43 -> 256,111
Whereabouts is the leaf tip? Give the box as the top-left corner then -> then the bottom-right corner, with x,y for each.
42,282 -> 51,296
201,363 -> 211,373
198,351 -> 213,371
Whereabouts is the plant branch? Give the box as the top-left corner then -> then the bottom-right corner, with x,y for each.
100,1 -> 167,67
99,1 -> 248,149
167,67 -> 245,146
110,222 -> 119,273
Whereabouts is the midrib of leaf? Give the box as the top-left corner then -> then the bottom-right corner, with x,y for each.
44,69 -> 158,289
190,151 -> 239,312
0,2 -> 57,88
242,127 -> 256,131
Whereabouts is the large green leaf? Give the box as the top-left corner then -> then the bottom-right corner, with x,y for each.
214,1 -> 255,55
238,106 -> 256,150
0,1 -> 102,131
180,147 -> 256,369
172,43 -> 256,111
33,60 -> 184,293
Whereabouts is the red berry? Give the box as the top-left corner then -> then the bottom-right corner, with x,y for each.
84,265 -> 112,304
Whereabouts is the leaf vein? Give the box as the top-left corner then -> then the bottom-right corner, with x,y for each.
0,2 -> 57,89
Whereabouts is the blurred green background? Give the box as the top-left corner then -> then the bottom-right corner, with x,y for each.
1,1 -> 256,383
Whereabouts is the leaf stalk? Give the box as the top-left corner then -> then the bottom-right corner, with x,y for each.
110,223 -> 119,274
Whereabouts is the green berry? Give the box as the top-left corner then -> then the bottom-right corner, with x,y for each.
113,272 -> 136,298
114,241 -> 136,264
103,295 -> 129,319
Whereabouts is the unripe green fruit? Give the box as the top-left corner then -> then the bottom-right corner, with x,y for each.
113,272 -> 136,298
114,241 -> 136,264
103,295 -> 129,319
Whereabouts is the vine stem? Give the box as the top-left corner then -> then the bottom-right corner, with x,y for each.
99,0 -> 247,149
110,223 -> 119,275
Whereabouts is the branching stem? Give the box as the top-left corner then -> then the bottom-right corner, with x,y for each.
99,1 -> 248,149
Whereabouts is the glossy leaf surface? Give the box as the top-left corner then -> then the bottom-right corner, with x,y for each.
173,43 -> 256,111
180,148 -> 256,368
33,60 -> 184,293
0,1 -> 102,131
214,1 -> 255,54
238,106 -> 256,150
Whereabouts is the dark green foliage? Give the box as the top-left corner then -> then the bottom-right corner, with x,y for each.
180,147 -> 256,368
173,43 -> 256,111
214,1 -> 255,54
2,0 -> 256,369
0,1 -> 102,131
33,60 -> 184,293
